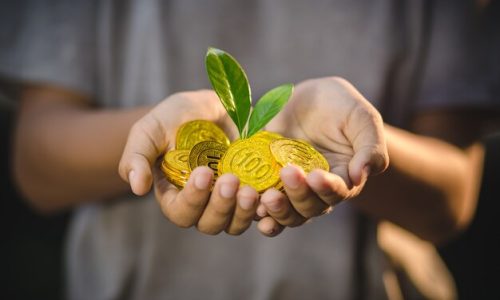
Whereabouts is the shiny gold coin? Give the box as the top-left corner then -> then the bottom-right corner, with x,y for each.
176,120 -> 230,150
270,138 -> 329,173
219,138 -> 280,192
162,169 -> 187,189
251,131 -> 283,142
162,159 -> 190,173
162,150 -> 191,189
188,141 -> 228,174
164,150 -> 191,173
161,161 -> 189,180
165,176 -> 186,189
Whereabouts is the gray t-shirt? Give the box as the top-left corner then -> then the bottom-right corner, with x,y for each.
1,1 -> 496,299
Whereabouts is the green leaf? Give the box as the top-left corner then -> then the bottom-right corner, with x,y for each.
205,47 -> 252,137
247,83 -> 293,137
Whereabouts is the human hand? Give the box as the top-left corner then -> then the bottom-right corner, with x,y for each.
119,90 -> 259,235
256,77 -> 389,235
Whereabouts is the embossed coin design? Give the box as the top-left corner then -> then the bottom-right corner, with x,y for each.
189,141 -> 228,175
165,150 -> 190,173
176,120 -> 230,150
220,138 -> 280,192
270,139 -> 329,173
162,149 -> 191,188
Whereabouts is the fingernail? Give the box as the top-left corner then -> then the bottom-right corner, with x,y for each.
282,165 -> 302,189
239,195 -> 254,210
194,174 -> 211,190
220,183 -> 237,198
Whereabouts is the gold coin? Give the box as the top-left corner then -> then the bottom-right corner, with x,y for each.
251,131 -> 283,142
161,150 -> 191,189
162,170 -> 187,189
176,120 -> 230,150
219,138 -> 280,192
161,161 -> 189,180
164,150 -> 190,173
188,141 -> 228,174
270,138 -> 329,173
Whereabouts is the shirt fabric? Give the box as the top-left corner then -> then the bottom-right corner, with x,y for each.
1,1 -> 497,299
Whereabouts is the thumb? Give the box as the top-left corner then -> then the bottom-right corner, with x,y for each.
345,110 -> 389,186
118,115 -> 168,195
349,145 -> 388,186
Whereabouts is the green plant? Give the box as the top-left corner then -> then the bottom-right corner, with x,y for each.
205,47 -> 293,139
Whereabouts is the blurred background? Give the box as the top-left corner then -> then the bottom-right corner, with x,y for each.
0,1 -> 498,299
0,89 -> 70,299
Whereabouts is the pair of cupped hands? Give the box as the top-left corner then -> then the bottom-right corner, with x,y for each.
119,77 -> 389,237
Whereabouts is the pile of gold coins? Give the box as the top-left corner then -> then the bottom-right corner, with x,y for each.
161,120 -> 329,193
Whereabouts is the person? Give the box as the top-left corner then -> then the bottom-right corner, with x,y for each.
1,0 -> 498,299
375,133 -> 500,299
438,133 -> 500,299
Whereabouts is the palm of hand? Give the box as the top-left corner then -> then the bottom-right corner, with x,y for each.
266,77 -> 378,193
123,78 -> 387,237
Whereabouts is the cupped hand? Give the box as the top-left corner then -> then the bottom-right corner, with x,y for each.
257,77 -> 389,234
119,90 -> 258,235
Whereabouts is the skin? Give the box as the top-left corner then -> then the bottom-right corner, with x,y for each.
14,77 -> 388,237
258,125 -> 486,243
119,76 -> 389,236
13,84 -> 150,211
258,107 -> 498,243
14,77 -> 496,243
15,85 -> 263,234
256,77 -> 387,235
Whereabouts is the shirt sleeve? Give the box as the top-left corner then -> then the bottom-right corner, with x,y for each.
417,1 -> 500,110
0,0 -> 98,98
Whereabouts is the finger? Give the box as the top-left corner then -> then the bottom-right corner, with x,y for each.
281,165 -> 329,219
226,185 -> 259,235
306,169 -> 352,206
256,203 -> 269,218
196,173 -> 239,235
260,188 -> 305,227
257,216 -> 285,237
349,144 -> 383,186
119,115 -> 168,195
344,106 -> 388,186
159,166 -> 213,228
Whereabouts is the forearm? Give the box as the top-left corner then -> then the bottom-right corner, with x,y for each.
14,93 -> 151,213
354,125 -> 482,244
